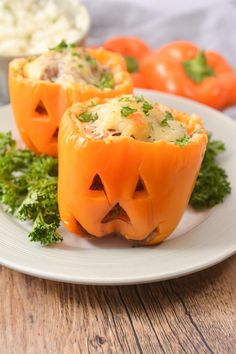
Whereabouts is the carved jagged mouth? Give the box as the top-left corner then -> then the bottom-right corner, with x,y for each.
25,136 -> 39,154
75,220 -> 91,237
74,216 -> 159,245
101,203 -> 130,224
130,227 -> 160,246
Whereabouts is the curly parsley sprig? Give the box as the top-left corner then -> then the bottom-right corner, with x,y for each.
190,134 -> 231,209
0,133 -> 62,245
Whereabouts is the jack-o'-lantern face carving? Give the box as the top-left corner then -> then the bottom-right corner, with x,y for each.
58,98 -> 207,245
9,48 -> 133,156
12,84 -> 68,156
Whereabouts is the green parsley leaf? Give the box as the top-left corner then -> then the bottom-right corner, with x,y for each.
49,40 -> 76,52
160,111 -> 174,127
121,106 -> 138,117
85,55 -> 97,66
125,56 -> 139,73
142,101 -> 153,116
134,96 -> 144,103
29,212 -> 62,246
78,112 -> 98,123
175,136 -> 190,147
203,134 -> 225,164
3,4 -> 12,12
190,135 -> 231,209
99,71 -> 115,89
183,50 -> 215,84
72,52 -> 81,57
0,131 -> 15,155
119,96 -> 132,102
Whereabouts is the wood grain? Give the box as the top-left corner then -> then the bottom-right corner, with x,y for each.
0,255 -> 235,354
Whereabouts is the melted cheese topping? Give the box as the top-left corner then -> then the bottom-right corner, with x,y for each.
23,48 -> 113,88
77,95 -> 190,143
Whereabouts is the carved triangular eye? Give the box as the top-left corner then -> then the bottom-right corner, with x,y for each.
90,174 -> 104,191
135,178 -> 145,192
35,100 -> 48,115
101,203 -> 130,223
133,177 -> 148,198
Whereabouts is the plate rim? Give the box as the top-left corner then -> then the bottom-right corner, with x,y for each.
0,246 -> 235,285
0,89 -> 236,285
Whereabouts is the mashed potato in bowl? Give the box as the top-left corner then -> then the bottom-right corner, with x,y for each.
0,0 -> 90,103
0,0 -> 90,56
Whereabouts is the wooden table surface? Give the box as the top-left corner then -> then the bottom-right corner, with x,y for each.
0,255 -> 235,354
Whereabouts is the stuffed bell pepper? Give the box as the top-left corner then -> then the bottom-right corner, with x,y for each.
58,94 -> 207,245
9,42 -> 133,156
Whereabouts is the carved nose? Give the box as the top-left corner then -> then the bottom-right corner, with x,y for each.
101,203 -> 130,224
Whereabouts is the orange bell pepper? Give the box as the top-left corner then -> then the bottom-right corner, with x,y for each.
131,72 -> 148,89
140,41 -> 236,110
103,36 -> 151,88
58,97 -> 207,246
9,47 -> 133,156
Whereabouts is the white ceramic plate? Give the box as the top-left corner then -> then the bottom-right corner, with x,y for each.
0,89 -> 235,285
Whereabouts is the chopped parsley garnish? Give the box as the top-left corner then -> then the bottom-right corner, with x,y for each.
125,56 -> 139,73
175,136 -> 190,147
49,40 -> 76,52
85,55 -> 97,66
78,112 -> 98,123
3,4 -> 12,12
190,134 -> 231,209
78,64 -> 84,69
99,71 -> 115,89
183,50 -> 215,84
134,96 -> 144,103
121,106 -> 138,117
72,52 -> 81,57
160,111 -> 174,127
119,96 -> 132,102
119,95 -> 144,103
142,101 -> 153,116
0,132 -> 61,246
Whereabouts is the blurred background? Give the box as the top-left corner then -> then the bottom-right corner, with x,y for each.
85,0 -> 236,61
1,0 -> 236,117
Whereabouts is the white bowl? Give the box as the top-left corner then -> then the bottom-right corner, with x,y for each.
0,0 -> 90,104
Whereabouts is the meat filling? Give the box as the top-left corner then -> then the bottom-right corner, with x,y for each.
23,48 -> 114,89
